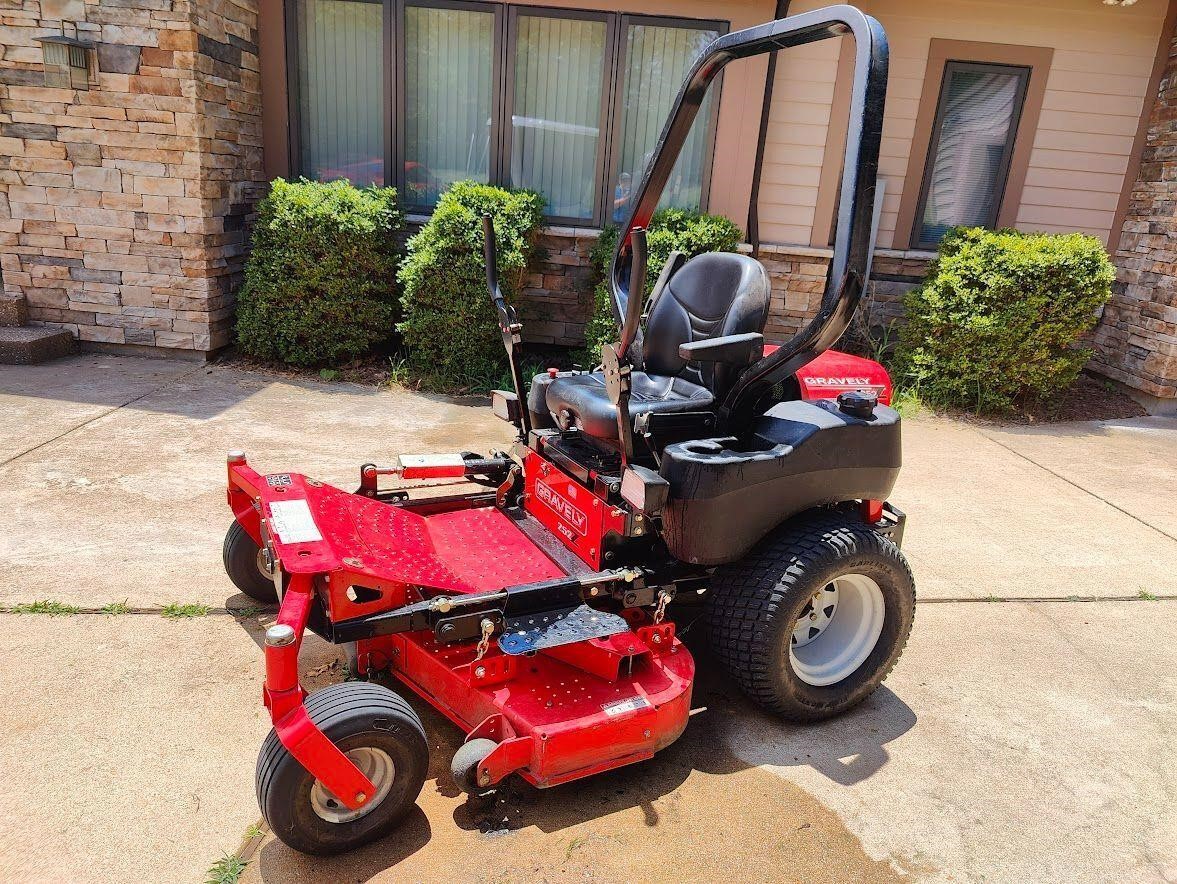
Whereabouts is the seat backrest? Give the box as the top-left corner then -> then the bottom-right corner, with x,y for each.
642,251 -> 771,396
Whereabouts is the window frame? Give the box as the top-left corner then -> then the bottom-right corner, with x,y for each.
607,13 -> 726,222
892,39 -> 1054,252
285,0 -> 727,227
909,59 -> 1030,250
502,5 -> 616,226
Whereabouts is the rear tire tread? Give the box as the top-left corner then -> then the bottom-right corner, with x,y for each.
708,510 -> 915,721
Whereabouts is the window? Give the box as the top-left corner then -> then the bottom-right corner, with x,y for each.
293,0 -> 385,186
611,19 -> 719,221
289,0 -> 724,225
401,3 -> 496,209
912,61 -> 1030,248
507,11 -> 610,223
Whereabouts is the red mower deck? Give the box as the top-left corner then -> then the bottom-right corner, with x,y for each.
229,458 -> 693,804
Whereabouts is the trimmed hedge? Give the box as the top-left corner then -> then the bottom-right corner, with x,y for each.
398,181 -> 545,387
895,227 -> 1115,412
236,178 -> 403,366
581,208 -> 743,361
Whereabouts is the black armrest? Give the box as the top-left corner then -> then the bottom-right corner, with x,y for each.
678,332 -> 764,364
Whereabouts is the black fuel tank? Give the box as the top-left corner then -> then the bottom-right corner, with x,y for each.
658,398 -> 901,565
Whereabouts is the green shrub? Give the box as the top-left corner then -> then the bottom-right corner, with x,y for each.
398,181 -> 545,388
235,178 -> 403,367
581,208 -> 743,362
895,227 -> 1115,412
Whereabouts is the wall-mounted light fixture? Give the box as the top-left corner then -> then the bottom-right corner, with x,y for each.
36,32 -> 96,89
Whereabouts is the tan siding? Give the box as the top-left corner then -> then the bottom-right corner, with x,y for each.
757,20 -> 841,247
756,0 -> 1167,248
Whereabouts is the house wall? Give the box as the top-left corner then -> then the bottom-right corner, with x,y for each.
0,0 -> 265,352
1093,8 -> 1177,407
759,0 -> 1168,250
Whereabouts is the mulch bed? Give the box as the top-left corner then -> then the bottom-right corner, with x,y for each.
940,371 -> 1147,426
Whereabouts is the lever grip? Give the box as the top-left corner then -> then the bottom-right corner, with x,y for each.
482,215 -> 504,308
617,227 -> 647,360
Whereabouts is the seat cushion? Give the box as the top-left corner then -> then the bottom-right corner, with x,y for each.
546,371 -> 714,440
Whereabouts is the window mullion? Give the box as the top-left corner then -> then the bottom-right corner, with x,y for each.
492,4 -> 511,189
597,13 -> 624,230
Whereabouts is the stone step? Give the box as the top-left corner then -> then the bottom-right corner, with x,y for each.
0,296 -> 28,327
0,326 -> 75,365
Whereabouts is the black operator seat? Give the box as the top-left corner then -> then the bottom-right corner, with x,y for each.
543,251 -> 771,440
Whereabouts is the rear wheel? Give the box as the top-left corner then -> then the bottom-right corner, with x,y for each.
223,521 -> 278,604
256,682 -> 428,855
708,510 -> 915,721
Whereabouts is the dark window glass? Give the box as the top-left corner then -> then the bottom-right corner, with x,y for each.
915,61 -> 1029,247
295,0 -> 384,186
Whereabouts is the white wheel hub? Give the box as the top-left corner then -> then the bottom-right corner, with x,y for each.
256,547 -> 274,578
789,574 -> 885,687
309,747 -> 395,824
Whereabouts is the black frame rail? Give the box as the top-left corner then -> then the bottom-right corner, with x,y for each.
608,4 -> 888,434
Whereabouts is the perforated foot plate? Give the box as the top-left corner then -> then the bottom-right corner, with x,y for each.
498,604 -> 629,655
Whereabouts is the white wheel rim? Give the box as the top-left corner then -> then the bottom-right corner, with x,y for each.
256,547 -> 274,578
309,747 -> 395,824
789,574 -> 885,687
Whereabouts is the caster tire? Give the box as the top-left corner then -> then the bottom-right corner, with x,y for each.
223,521 -> 278,604
450,738 -> 499,795
708,510 -> 915,722
256,682 -> 428,855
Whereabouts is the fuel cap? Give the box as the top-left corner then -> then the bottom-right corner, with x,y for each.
837,389 -> 877,419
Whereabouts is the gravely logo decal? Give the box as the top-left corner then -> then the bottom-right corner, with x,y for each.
535,479 -> 588,535
806,376 -> 874,387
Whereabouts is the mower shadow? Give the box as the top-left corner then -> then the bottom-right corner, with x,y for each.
443,640 -> 917,837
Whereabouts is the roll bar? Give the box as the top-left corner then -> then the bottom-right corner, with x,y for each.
609,4 -> 888,433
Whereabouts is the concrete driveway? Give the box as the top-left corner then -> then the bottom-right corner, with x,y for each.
0,354 -> 1174,883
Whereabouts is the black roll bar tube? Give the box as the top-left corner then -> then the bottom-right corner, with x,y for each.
608,4 -> 888,434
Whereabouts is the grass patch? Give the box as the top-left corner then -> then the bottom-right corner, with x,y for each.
890,387 -> 926,419
8,600 -> 80,616
101,600 -> 131,615
205,852 -> 247,884
162,602 -> 211,619
228,604 -> 264,618
243,823 -> 266,841
1138,590 -> 1158,601
564,836 -> 588,861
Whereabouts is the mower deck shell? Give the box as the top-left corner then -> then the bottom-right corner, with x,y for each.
228,456 -> 695,795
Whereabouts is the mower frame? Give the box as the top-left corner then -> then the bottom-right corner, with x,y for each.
226,4 -> 904,850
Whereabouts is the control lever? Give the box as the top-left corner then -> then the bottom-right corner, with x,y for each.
482,215 -> 531,438
604,227 -> 648,464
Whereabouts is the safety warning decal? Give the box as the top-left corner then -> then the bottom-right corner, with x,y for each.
268,499 -> 323,544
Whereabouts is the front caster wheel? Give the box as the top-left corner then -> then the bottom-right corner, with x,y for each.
708,511 -> 915,722
450,738 -> 499,795
223,521 -> 278,604
256,682 -> 428,855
